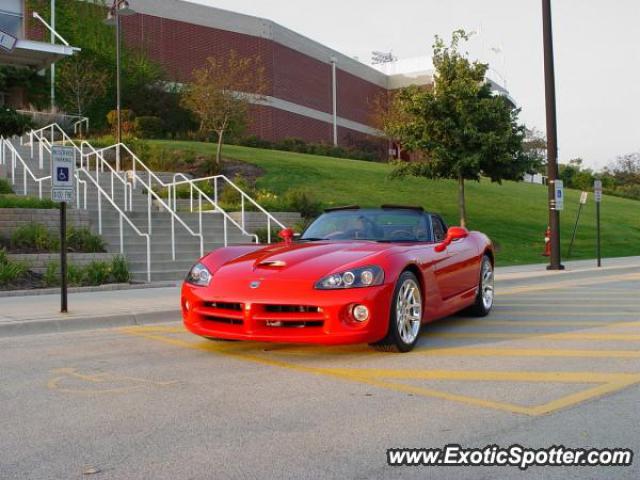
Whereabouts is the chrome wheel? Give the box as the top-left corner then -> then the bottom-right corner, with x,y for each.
396,279 -> 422,344
481,258 -> 494,310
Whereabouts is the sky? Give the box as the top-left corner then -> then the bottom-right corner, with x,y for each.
189,0 -> 640,170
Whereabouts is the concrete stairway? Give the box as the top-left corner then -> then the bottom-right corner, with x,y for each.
2,138 -> 257,282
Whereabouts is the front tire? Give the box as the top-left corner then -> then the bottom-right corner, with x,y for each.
467,254 -> 494,317
371,271 -> 422,352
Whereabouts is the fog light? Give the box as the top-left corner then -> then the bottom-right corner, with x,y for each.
352,305 -> 369,322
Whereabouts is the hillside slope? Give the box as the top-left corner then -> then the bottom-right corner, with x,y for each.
151,140 -> 640,266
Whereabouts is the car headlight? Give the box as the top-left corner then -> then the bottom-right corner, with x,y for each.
315,265 -> 384,289
185,262 -> 212,286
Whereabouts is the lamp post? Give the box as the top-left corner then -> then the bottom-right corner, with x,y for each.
104,0 -> 135,171
542,0 -> 564,270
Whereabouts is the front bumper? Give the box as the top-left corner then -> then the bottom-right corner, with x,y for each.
181,281 -> 394,345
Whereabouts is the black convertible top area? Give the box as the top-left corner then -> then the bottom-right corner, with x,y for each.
324,205 -> 425,213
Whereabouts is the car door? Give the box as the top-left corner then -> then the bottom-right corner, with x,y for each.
430,215 -> 477,299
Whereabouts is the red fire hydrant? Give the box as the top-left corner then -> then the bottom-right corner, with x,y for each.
542,226 -> 551,256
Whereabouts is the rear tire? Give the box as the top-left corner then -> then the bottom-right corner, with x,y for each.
467,254 -> 494,317
370,271 -> 422,353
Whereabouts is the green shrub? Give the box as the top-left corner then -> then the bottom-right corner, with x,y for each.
0,248 -> 28,286
236,135 -> 382,161
110,255 -> 130,283
239,135 -> 273,149
11,223 -> 56,252
254,227 -> 281,244
155,178 -> 215,200
134,116 -> 164,138
0,178 -> 13,194
9,224 -> 105,253
44,261 -> 59,287
282,189 -> 323,219
83,260 -> 111,286
67,227 -> 105,253
0,195 -> 57,209
67,263 -> 85,286
0,108 -> 34,137
219,174 -> 252,209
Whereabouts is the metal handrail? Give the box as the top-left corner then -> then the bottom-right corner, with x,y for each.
75,167 -> 151,282
169,173 -> 259,245
24,129 -> 151,281
80,141 -> 132,212
93,143 -> 204,259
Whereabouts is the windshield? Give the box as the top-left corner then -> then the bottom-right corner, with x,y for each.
301,210 -> 432,242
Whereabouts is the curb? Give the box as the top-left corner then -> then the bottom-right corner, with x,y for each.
0,309 -> 181,338
0,281 -> 178,298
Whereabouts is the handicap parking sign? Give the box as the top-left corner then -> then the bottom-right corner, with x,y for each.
56,166 -> 69,182
51,146 -> 75,202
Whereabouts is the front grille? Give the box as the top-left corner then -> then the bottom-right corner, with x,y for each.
203,301 -> 242,311
203,315 -> 243,325
264,305 -> 320,313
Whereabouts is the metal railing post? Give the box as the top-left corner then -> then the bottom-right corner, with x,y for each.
267,217 -> 271,244
119,215 -> 124,254
98,193 -> 102,234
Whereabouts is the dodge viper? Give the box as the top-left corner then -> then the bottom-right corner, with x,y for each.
181,205 -> 494,352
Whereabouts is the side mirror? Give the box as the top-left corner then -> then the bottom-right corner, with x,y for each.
278,227 -> 295,245
434,226 -> 469,252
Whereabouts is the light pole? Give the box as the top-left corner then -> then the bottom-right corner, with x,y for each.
104,0 -> 135,171
542,0 -> 564,270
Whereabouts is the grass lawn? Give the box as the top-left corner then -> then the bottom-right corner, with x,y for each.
149,140 -> 640,266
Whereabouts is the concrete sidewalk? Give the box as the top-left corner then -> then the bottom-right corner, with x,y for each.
0,285 -> 181,337
1,255 -> 638,338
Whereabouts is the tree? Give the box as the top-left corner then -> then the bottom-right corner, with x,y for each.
390,31 -> 535,227
57,52 -> 109,116
370,90 -> 417,159
181,51 -> 268,165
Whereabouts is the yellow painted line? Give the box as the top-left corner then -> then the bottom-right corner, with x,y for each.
496,303 -> 640,308
528,381 -> 640,415
488,312 -> 639,317
419,347 -> 640,359
329,368 -> 640,384
500,272 -> 640,296
452,319 -> 614,328
119,326 -> 640,417
431,332 -> 640,341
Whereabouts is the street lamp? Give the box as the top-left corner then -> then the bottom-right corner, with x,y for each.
104,0 -> 135,171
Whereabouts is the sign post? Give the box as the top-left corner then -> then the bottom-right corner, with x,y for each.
51,146 -> 75,313
594,180 -> 602,267
567,191 -> 588,258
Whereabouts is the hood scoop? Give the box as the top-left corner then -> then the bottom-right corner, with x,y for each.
257,260 -> 287,268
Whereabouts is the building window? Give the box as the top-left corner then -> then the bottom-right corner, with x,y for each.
0,1 -> 23,38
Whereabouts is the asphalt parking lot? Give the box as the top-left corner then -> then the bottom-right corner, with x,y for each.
2,267 -> 639,479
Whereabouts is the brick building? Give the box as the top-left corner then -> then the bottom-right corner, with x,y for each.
6,0 -> 511,151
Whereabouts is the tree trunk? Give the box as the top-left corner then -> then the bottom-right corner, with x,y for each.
215,129 -> 224,165
457,174 -> 467,228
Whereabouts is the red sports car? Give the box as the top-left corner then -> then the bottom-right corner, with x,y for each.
181,206 -> 494,352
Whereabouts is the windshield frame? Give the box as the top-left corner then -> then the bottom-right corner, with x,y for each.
300,209 -> 434,243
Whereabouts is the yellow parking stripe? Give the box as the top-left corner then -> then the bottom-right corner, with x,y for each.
431,332 -> 640,341
496,303 -> 640,308
328,368 -> 640,384
419,347 -> 640,359
500,272 -> 640,295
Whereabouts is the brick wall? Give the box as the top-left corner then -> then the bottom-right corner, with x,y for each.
120,12 -> 384,148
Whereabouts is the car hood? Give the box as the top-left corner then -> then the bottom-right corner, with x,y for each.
207,241 -> 393,282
